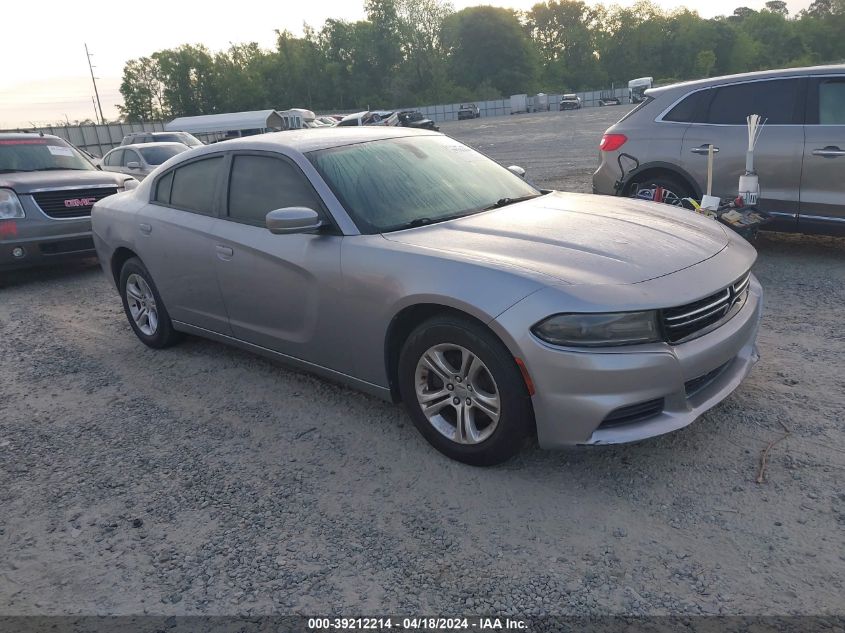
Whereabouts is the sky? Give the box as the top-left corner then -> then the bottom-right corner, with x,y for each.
0,0 -> 812,128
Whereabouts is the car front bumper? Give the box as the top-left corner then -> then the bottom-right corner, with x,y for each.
0,216 -> 95,270
495,274 -> 763,448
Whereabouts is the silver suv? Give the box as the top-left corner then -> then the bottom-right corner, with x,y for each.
121,131 -> 202,147
593,65 -> 845,236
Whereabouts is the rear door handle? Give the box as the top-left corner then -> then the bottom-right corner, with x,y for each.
139,223 -> 152,235
215,244 -> 234,260
690,146 -> 719,155
812,146 -> 845,158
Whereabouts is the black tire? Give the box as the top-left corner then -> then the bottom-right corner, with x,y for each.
118,257 -> 182,349
628,174 -> 694,207
398,315 -> 533,466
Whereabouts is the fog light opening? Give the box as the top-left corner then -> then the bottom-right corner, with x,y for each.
11,246 -> 26,259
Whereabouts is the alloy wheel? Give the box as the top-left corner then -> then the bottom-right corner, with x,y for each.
414,343 -> 501,445
125,273 -> 159,336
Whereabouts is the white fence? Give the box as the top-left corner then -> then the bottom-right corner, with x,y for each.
411,88 -> 630,123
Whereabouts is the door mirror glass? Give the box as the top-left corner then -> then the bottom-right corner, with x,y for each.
126,161 -> 141,170
266,207 -> 323,234
508,165 -> 526,178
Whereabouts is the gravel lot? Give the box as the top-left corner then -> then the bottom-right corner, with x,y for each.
1,107 -> 844,619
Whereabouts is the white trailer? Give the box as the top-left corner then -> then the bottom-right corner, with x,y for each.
628,77 -> 654,103
510,94 -> 528,114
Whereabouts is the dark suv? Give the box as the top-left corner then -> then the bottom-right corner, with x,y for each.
0,133 -> 135,269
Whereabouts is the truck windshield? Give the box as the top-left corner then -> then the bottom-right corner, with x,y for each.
0,138 -> 95,173
308,135 -> 541,234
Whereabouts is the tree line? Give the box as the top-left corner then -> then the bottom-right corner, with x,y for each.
118,0 -> 845,121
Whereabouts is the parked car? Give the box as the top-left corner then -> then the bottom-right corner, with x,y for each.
101,142 -> 191,181
560,94 -> 582,110
121,131 -> 203,147
397,110 -> 439,131
0,133 -> 136,270
337,111 -> 400,127
458,103 -> 480,120
593,64 -> 845,236
92,127 -> 762,465
598,92 -> 621,106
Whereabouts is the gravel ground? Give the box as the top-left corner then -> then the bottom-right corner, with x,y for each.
1,108 -> 844,619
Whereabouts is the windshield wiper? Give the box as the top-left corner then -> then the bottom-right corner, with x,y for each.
484,193 -> 544,210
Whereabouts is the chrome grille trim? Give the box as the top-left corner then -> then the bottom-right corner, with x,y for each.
661,272 -> 751,344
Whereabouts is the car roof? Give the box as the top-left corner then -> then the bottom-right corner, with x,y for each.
0,132 -> 64,141
648,63 -> 845,97
116,142 -> 189,151
185,127 -> 441,155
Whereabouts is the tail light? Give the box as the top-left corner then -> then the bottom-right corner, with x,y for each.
599,133 -> 627,152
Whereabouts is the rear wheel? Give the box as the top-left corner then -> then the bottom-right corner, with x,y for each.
119,257 -> 182,349
398,315 -> 533,466
628,174 -> 693,207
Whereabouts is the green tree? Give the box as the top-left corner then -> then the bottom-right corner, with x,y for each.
118,57 -> 165,121
442,6 -> 537,96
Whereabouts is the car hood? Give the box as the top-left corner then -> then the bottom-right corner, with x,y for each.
382,192 -> 730,285
2,169 -> 127,194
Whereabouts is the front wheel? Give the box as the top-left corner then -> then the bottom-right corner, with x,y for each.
398,316 -> 533,466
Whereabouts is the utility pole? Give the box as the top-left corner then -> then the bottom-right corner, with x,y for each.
92,97 -> 99,123
85,43 -> 105,125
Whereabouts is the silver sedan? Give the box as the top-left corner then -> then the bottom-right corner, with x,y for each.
91,128 -> 762,465
100,142 -> 190,181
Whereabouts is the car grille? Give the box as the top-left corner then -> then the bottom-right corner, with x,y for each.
31,187 -> 118,219
661,272 -> 750,344
599,397 -> 665,428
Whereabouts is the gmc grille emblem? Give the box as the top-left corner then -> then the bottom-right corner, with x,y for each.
64,197 -> 96,208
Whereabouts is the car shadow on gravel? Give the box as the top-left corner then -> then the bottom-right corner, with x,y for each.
0,257 -> 102,290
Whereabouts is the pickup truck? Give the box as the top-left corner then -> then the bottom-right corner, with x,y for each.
0,132 -> 136,270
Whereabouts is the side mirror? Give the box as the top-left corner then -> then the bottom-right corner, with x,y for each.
508,165 -> 526,178
126,161 -> 140,170
266,207 -> 323,235
96,164 -> 102,170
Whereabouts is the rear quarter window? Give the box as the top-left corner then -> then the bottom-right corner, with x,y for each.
663,89 -> 711,123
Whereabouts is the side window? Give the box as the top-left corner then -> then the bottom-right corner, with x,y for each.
123,150 -> 140,167
104,149 -> 123,167
707,79 -> 800,125
227,155 -> 322,226
169,157 -> 223,214
663,89 -> 711,123
154,171 -> 174,204
818,79 -> 845,125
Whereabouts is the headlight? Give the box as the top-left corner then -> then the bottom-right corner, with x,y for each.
531,311 -> 660,347
0,189 -> 25,219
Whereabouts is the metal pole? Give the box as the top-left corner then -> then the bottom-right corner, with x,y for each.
92,97 -> 99,124
86,43 -> 105,125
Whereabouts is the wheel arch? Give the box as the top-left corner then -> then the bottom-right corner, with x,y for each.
621,161 -> 701,199
384,302 -> 519,403
110,246 -> 139,286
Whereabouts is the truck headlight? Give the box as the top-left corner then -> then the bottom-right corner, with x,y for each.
531,311 -> 660,347
0,189 -> 25,219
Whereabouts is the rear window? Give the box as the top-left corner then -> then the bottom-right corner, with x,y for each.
706,79 -> 800,124
0,137 -> 96,173
167,157 -> 222,214
663,89 -> 711,123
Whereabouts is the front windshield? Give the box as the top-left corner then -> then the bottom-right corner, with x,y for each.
139,145 -> 186,165
308,135 -> 540,233
0,137 -> 96,173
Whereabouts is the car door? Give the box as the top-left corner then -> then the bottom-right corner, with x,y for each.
211,151 -> 348,372
799,75 -> 845,235
122,148 -> 145,180
103,148 -> 125,175
680,77 -> 805,228
137,155 -> 232,335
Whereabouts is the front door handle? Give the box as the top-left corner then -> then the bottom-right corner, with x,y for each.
139,223 -> 152,235
812,146 -> 845,158
690,145 -> 719,155
215,244 -> 234,260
